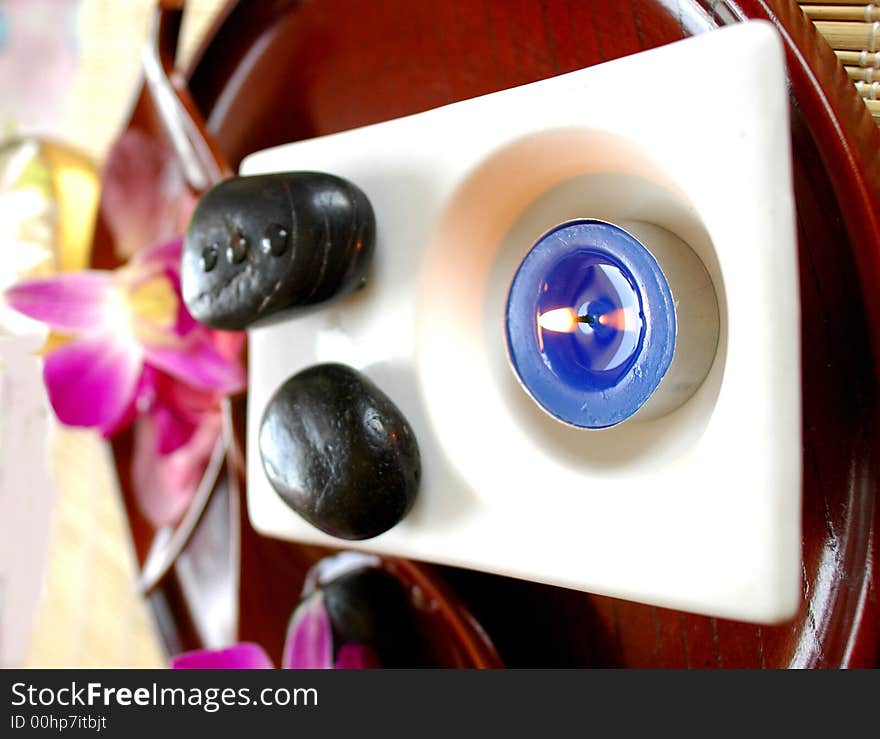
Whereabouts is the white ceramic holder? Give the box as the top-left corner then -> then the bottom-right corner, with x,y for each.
242,21 -> 802,623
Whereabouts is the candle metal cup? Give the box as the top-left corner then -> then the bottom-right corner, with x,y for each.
505,219 -> 719,429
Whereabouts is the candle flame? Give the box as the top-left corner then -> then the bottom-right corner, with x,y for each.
537,307 -> 577,333
597,307 -> 640,332
538,306 -> 642,334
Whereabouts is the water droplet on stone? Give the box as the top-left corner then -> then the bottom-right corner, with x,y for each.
200,244 -> 219,272
227,233 -> 249,263
261,223 -> 290,256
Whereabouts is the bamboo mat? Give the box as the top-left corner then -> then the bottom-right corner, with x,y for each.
16,1 -> 878,669
799,2 -> 880,124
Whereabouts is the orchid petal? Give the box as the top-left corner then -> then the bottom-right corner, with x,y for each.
4,272 -> 115,332
149,373 -> 221,456
334,644 -> 381,669
134,237 -> 183,272
132,236 -> 183,271
43,337 -> 142,435
172,643 -> 274,670
100,131 -> 197,260
144,332 -> 245,395
151,401 -> 199,456
153,366 -> 221,417
100,367 -> 157,439
282,591 -> 334,669
174,306 -> 198,337
132,410 -> 221,527
210,328 -> 247,360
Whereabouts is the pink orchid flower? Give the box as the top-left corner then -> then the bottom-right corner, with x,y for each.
4,238 -> 243,433
3,238 -> 245,526
172,591 -> 380,670
99,127 -> 237,526
101,128 -> 199,261
130,366 -> 228,527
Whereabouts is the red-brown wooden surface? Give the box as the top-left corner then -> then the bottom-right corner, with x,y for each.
100,0 -> 879,667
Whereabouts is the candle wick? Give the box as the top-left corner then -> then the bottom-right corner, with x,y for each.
578,313 -> 598,326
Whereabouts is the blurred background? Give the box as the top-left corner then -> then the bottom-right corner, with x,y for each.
1,0 -> 226,669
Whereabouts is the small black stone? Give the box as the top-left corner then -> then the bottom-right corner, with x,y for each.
259,363 -> 420,540
321,566 -> 423,667
181,172 -> 376,331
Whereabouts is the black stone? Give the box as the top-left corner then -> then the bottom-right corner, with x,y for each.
259,363 -> 420,540
181,173 -> 375,330
321,566 -> 424,667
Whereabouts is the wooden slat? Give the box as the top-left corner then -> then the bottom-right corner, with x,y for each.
836,49 -> 880,65
803,5 -> 880,23
801,0 -> 876,5
846,64 -> 878,79
813,20 -> 880,50
865,97 -> 880,124
855,79 -> 880,96
800,1 -> 880,124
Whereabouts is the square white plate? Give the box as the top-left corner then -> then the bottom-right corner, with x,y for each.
242,21 -> 801,623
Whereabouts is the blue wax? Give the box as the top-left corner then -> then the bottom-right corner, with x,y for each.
505,219 -> 676,428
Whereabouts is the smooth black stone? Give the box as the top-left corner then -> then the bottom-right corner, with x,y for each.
321,566 -> 424,667
181,172 -> 375,330
259,363 -> 420,540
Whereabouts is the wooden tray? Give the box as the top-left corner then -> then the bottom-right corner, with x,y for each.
98,0 -> 879,667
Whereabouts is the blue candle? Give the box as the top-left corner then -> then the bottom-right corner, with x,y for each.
505,219 -> 676,429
